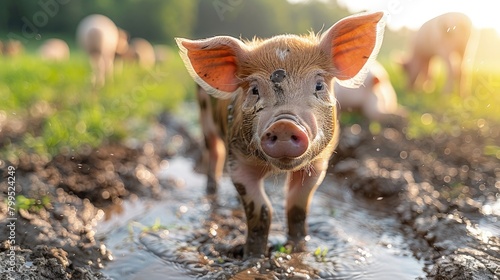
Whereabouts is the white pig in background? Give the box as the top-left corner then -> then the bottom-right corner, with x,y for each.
38,38 -> 70,61
335,61 -> 404,121
127,38 -> 156,69
76,14 -> 128,87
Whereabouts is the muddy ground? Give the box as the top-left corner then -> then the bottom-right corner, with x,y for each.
0,111 -> 499,279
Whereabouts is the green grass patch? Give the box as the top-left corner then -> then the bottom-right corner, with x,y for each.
313,246 -> 328,262
0,50 -> 195,162
128,218 -> 170,235
15,194 -> 51,212
1,51 -> 499,162
351,59 -> 500,143
386,60 -> 500,137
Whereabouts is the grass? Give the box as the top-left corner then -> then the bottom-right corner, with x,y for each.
0,49 -> 195,163
15,194 -> 51,212
384,59 -> 500,139
313,246 -> 328,262
1,51 -> 499,163
128,218 -> 170,235
339,57 -> 500,160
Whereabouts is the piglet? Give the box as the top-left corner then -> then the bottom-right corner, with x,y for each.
76,14 -> 128,87
335,61 -> 404,121
38,38 -> 70,61
176,12 -> 386,257
402,12 -> 472,95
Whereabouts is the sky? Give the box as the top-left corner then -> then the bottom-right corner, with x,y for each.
335,0 -> 500,33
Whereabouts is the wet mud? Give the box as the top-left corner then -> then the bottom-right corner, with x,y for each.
1,112 -> 499,279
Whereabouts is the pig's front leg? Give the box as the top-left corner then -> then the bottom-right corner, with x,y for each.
286,158 -> 328,252
230,157 -> 272,258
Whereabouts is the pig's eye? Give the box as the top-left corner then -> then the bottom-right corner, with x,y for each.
315,82 -> 324,91
252,86 -> 259,96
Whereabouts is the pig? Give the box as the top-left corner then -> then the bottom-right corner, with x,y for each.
116,28 -> 130,58
127,38 -> 156,69
38,38 -> 70,61
176,11 -> 386,257
76,14 -> 128,87
402,12 -> 472,95
1,40 -> 24,56
335,61 -> 402,121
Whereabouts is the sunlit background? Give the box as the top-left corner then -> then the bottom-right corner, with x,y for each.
336,0 -> 500,32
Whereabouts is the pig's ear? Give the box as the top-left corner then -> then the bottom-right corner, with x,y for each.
176,36 -> 247,99
320,12 -> 386,88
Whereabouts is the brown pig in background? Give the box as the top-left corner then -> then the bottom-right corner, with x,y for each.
176,12 -> 386,257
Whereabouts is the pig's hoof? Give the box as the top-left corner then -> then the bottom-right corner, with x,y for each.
286,239 -> 308,253
206,180 -> 218,195
227,244 -> 245,259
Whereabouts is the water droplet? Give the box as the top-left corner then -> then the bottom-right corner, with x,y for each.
350,124 -> 361,135
421,113 -> 433,125
179,205 -> 188,214
400,151 -> 408,159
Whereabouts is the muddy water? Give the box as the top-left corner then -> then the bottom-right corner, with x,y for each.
97,156 -> 425,279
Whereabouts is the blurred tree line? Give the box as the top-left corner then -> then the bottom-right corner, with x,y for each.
0,0 -> 352,46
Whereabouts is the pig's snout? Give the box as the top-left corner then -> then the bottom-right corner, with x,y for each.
261,120 -> 309,159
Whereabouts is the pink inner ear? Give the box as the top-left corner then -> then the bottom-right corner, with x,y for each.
182,40 -> 240,93
324,12 -> 384,81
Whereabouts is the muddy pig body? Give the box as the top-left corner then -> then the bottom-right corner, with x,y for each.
335,60 -> 402,121
177,12 -> 385,257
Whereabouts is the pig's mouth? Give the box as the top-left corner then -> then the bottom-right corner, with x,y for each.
259,115 -> 311,170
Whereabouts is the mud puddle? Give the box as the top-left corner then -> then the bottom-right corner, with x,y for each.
2,114 -> 498,279
99,157 -> 424,279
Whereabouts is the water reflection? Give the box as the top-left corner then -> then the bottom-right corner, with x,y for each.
98,157 -> 425,279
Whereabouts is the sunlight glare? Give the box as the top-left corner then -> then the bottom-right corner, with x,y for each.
337,0 -> 500,34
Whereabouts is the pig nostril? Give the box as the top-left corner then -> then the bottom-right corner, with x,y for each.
266,133 -> 278,142
291,135 -> 298,142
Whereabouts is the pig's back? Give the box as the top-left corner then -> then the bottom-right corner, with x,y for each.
38,39 -> 70,61
414,12 -> 471,56
76,14 -> 119,55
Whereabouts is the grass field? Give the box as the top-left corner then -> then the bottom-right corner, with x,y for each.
383,59 -> 500,140
1,51 -> 499,163
0,50 -> 195,163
